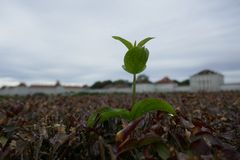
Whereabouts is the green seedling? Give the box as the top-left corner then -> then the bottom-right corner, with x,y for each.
87,36 -> 176,146
87,36 -> 175,126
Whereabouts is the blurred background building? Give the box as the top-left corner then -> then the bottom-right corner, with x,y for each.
0,69 -> 240,95
190,70 -> 224,92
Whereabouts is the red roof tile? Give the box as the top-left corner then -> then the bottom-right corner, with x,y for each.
156,77 -> 175,84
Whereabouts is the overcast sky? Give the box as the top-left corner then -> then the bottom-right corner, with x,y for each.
0,0 -> 240,86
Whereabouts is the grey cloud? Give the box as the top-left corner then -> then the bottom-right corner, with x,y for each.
0,0 -> 240,86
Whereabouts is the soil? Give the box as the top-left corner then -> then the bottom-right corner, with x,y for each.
0,91 -> 239,159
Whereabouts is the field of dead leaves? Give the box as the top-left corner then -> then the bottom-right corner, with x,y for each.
0,91 -> 240,159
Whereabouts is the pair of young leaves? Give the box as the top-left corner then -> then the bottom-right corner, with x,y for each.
113,36 -> 154,74
87,36 -> 176,128
87,98 -> 176,127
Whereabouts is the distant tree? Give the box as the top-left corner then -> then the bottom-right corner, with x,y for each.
82,85 -> 89,88
55,80 -> 61,86
180,79 -> 189,86
18,82 -> 27,87
136,74 -> 150,83
173,79 -> 189,86
91,79 -> 132,89
1,85 -> 7,89
173,80 -> 179,84
112,80 -> 131,87
91,80 -> 113,89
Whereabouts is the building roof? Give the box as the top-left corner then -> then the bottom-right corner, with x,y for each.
191,69 -> 223,77
155,76 -> 175,84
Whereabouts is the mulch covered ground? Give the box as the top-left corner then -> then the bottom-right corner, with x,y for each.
0,91 -> 239,159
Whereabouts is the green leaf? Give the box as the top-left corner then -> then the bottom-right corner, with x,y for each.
112,36 -> 133,50
87,107 -> 131,127
131,98 -> 176,120
156,143 -> 170,160
123,47 -> 149,74
137,37 -> 154,47
134,41 -> 137,47
0,136 -> 8,147
100,108 -> 131,122
87,107 -> 109,127
87,98 -> 176,127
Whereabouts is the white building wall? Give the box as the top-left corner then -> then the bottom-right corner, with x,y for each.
1,77 -> 240,95
28,87 -> 61,94
0,86 -> 84,95
64,87 -> 84,93
0,84 -> 187,95
136,84 -> 155,93
155,83 -> 177,92
174,86 -> 191,92
82,88 -> 131,93
190,74 -> 224,92
221,84 -> 240,91
0,86 -> 29,95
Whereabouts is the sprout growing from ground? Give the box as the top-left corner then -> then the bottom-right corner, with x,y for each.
87,36 -> 176,128
87,37 -> 176,158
